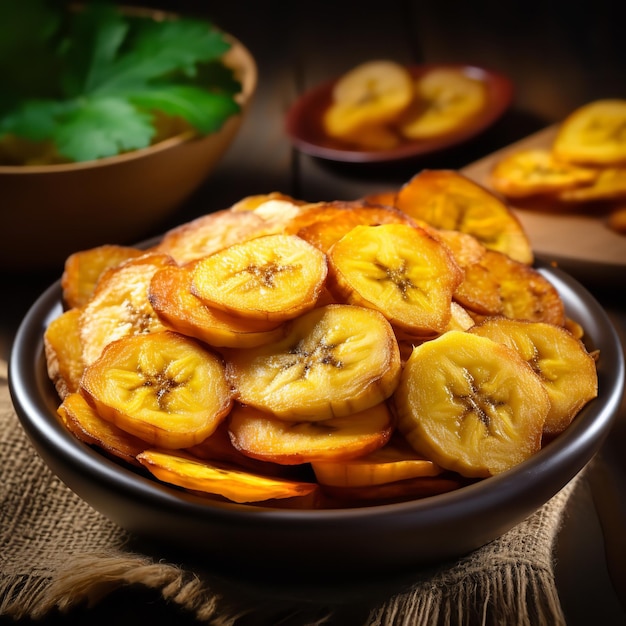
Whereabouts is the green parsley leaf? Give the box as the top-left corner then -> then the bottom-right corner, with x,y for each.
0,1 -> 242,163
128,85 -> 241,135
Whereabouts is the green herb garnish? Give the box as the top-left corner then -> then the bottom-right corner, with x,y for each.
0,1 -> 242,164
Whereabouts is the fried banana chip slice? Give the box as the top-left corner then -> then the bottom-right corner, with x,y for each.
62,244 -> 144,309
490,148 -> 600,198
399,68 -> 487,139
553,99 -> 626,166
227,402 -> 393,465
453,249 -> 566,326
395,169 -> 534,265
44,307 -> 84,399
58,392 -> 145,466
224,304 -> 401,421
311,435 -> 442,488
296,203 -> 419,253
323,60 -> 413,139
137,449 -> 318,503
79,253 -> 174,366
149,262 -> 285,348
556,167 -> 626,203
155,209 -> 276,265
470,317 -> 598,436
191,233 -> 328,323
81,331 -> 233,449
394,330 -> 550,477
327,223 -> 463,336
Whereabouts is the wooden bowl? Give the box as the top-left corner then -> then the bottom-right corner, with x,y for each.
0,28 -> 256,272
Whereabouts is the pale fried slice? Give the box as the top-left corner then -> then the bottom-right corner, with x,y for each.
79,253 -> 174,366
453,249 -> 566,326
394,330 -> 550,477
327,223 -> 463,336
137,449 -> 318,503
191,233 -> 328,323
394,169 -> 534,265
81,331 -> 233,449
469,317 -> 598,436
311,435 -> 442,488
553,99 -> 626,166
44,308 -> 84,399
62,244 -> 145,309
227,402 -> 393,465
399,67 -> 487,139
155,209 -> 276,264
229,191 -> 306,212
149,262 -> 285,348
323,60 -> 413,139
223,304 -> 401,421
489,148 -> 600,198
58,392 -> 145,466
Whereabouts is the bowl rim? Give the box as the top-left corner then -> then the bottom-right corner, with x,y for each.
8,260 -> 624,531
0,26 -> 257,175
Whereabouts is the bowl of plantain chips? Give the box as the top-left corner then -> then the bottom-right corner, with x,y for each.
9,184 -> 625,579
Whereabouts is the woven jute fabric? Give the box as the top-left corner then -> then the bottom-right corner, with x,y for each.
1,358 -> 574,625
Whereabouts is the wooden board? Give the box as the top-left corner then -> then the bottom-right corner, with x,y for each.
462,125 -> 626,286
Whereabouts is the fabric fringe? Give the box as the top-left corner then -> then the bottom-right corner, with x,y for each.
0,551 -> 334,626
366,561 -> 565,626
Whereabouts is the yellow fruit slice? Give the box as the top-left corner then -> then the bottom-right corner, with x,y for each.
61,244 -> 144,309
149,262 -> 286,348
399,67 -> 487,139
394,169 -> 534,265
137,449 -> 318,503
489,148 -> 600,198
227,402 -> 393,465
44,308 -> 84,400
80,331 -> 233,449
311,436 -> 441,487
191,233 -> 328,323
394,330 -> 550,477
79,253 -> 174,366
327,223 -> 463,336
224,304 -> 401,421
58,392 -> 145,466
553,99 -> 626,165
469,317 -> 598,436
323,60 -> 414,139
453,249 -> 566,326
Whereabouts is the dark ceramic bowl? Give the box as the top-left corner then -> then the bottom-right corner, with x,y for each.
8,262 -> 624,578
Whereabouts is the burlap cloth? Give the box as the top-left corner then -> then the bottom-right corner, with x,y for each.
0,357 -> 578,625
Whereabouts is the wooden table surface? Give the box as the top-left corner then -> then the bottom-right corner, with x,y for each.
1,1 -> 625,624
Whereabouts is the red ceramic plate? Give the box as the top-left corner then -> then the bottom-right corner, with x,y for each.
285,63 -> 514,163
